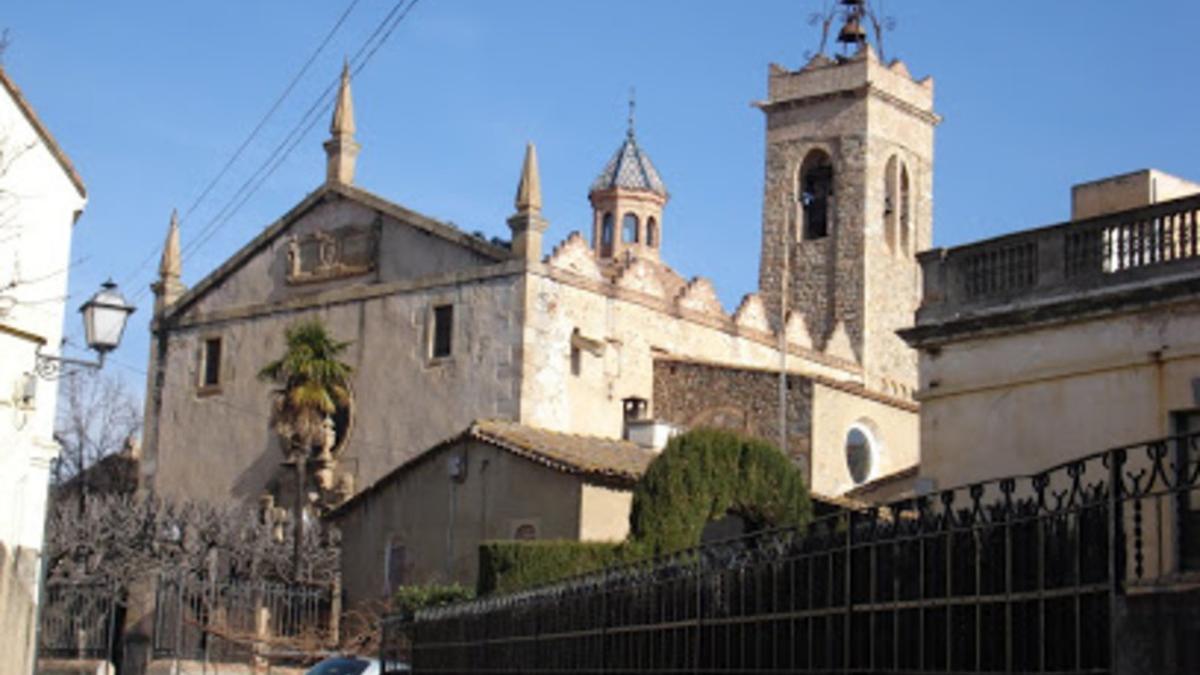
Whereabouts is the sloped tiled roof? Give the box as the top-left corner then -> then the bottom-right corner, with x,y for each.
470,419 -> 656,484
327,419 -> 658,518
589,131 -> 668,197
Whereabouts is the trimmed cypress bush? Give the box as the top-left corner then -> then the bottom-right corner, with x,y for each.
629,427 -> 812,554
475,429 -> 811,594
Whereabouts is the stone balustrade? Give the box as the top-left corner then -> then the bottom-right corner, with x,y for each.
916,193 -> 1200,324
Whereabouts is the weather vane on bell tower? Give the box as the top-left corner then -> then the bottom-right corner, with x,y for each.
811,0 -> 896,62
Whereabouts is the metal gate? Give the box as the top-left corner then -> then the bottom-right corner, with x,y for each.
387,432 -> 1200,674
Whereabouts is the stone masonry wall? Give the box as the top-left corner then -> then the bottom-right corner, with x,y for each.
651,359 -> 814,474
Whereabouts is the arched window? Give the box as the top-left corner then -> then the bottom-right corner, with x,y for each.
622,213 -> 639,243
514,523 -> 538,541
799,150 -> 834,240
899,164 -> 911,254
600,212 -> 614,257
646,217 -> 658,248
845,425 -> 875,485
884,155 -> 898,253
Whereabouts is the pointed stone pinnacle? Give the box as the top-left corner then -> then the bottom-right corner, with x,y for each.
515,142 -> 542,213
330,60 -> 356,137
159,208 -> 181,280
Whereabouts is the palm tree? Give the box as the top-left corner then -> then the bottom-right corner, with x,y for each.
258,319 -> 352,578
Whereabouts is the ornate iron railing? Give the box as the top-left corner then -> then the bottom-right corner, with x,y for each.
38,582 -> 122,660
384,432 -> 1200,674
153,575 -> 335,661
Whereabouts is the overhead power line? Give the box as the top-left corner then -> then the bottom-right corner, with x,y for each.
123,0 -> 423,307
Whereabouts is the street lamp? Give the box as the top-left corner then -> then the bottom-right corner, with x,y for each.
34,279 -> 135,380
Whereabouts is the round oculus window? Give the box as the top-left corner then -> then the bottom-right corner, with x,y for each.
846,427 -> 873,485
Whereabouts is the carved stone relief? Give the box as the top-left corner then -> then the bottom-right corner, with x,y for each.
286,222 -> 378,284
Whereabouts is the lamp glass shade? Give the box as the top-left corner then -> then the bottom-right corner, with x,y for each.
80,281 -> 135,354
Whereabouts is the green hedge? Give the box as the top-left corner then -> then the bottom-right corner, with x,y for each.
478,540 -> 638,595
629,427 -> 812,554
476,429 -> 811,595
392,583 -> 474,615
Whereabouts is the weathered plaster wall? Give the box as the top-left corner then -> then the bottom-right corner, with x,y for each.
518,265 -> 858,442
185,194 -> 497,316
578,484 -> 633,542
0,72 -> 87,675
810,381 -> 919,497
148,269 -> 523,505
333,439 -> 586,606
917,301 -> 1200,489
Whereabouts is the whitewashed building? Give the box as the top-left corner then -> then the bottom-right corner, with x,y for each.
0,66 -> 87,673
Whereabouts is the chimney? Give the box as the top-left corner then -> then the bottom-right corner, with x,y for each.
621,396 -> 678,452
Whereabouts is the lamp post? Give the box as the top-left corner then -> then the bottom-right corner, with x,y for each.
34,280 -> 135,380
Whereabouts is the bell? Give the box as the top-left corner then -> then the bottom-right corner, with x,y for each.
837,16 -> 867,46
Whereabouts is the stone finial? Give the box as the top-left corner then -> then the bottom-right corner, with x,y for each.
324,61 -> 361,185
331,61 -> 356,137
514,142 -> 542,213
508,142 -> 548,264
152,209 -> 186,315
159,209 -> 181,280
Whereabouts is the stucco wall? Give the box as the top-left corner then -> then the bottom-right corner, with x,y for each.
150,273 -> 523,505
810,381 -> 919,497
333,439 -> 586,607
0,71 -> 87,675
918,301 -> 1200,489
518,268 -> 854,441
578,483 -> 633,542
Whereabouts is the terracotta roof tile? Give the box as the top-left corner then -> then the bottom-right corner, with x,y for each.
469,419 -> 656,485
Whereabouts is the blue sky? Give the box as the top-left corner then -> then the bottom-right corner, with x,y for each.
5,1 -> 1200,399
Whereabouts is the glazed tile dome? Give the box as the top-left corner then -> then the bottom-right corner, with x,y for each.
589,130 -> 668,198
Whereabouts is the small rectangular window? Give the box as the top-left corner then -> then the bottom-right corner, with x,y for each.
385,540 -> 406,592
201,338 -> 222,388
432,305 -> 453,358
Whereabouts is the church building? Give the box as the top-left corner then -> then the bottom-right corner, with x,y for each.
139,14 -> 934,553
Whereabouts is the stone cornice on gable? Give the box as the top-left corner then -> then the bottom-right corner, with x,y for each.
165,260 -> 525,331
535,262 -> 861,377
0,65 -> 86,199
160,181 -> 511,326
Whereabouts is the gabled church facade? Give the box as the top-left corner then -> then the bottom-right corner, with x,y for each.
141,29 -> 934,521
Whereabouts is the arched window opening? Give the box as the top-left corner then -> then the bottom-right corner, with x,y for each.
600,212 -> 614,257
845,424 -> 875,485
622,213 -> 639,244
646,217 -> 658,248
900,165 -> 912,254
799,150 -> 834,240
884,155 -> 898,253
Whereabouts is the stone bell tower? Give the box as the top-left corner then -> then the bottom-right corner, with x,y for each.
756,0 -> 938,396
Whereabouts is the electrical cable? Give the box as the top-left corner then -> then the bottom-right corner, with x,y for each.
119,0 -> 365,291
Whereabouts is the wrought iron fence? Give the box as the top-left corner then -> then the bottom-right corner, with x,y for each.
386,432 -> 1200,674
39,582 -> 122,660
153,575 -> 335,662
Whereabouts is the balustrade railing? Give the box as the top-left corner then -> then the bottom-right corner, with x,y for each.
917,194 -> 1200,323
384,432 -> 1200,674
